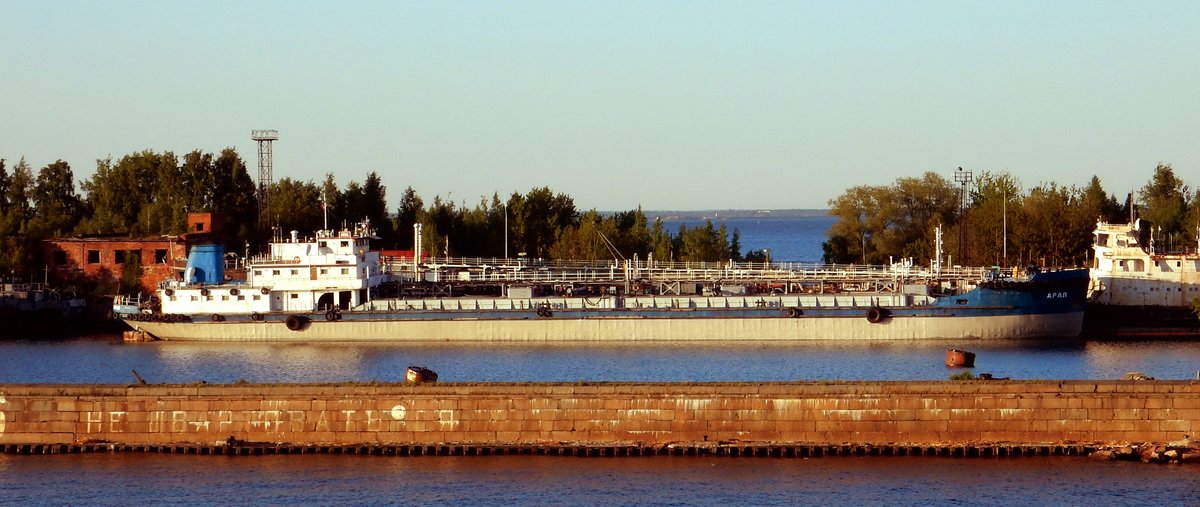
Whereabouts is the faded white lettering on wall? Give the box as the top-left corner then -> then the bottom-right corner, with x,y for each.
437,409 -> 459,429
85,412 -> 103,433
0,394 -> 6,435
217,410 -> 233,432
108,412 -> 126,432
391,404 -> 407,420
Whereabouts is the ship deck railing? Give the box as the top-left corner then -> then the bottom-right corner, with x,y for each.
382,256 -> 986,286
359,293 -> 926,312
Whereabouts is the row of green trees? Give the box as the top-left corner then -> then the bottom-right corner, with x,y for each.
8,146 -> 1190,282
822,164 -> 1195,268
0,149 -> 757,281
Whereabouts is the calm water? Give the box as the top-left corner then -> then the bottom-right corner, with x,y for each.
2,335 -> 1200,384
2,454 -> 1197,506
661,215 -> 834,262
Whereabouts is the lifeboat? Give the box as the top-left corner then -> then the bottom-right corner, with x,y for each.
406,366 -> 439,383
945,349 -> 976,368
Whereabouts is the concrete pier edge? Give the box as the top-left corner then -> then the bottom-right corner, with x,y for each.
1,381 -> 1197,462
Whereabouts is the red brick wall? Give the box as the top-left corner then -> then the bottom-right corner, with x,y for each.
1,382 -> 1196,446
41,238 -> 186,291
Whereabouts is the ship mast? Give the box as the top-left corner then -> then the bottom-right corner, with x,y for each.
321,190 -> 329,233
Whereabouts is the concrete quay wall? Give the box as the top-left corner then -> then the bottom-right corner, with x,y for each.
1,381 -> 1197,447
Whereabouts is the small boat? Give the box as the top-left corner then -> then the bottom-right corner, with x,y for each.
406,366 -> 438,383
945,349 -> 976,367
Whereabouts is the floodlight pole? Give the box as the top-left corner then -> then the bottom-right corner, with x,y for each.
954,167 -> 973,266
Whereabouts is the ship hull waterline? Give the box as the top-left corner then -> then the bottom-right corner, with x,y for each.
125,311 -> 1085,342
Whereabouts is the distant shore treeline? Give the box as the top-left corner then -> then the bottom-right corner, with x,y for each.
0,150 -> 773,290
822,164 -> 1196,269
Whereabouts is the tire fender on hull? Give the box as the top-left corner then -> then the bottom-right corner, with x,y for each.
285,315 -> 310,331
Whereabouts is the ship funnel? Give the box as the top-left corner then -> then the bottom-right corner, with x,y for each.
184,244 -> 225,285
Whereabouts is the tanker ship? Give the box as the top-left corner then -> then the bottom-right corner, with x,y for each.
114,221 -> 1089,342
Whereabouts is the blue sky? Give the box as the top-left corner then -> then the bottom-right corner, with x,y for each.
2,1 -> 1197,211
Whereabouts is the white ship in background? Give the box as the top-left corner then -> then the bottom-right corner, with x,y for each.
1087,219 -> 1200,336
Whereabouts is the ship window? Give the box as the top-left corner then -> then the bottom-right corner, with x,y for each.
290,294 -> 298,299
86,250 -> 100,264
254,270 -> 262,276
221,296 -> 229,301
237,296 -> 245,301
290,269 -> 298,275
190,296 -> 198,301
272,270 -> 280,276
341,268 -> 349,275
252,295 -> 260,301
205,296 -> 213,301
341,241 -> 349,248
320,268 -> 328,275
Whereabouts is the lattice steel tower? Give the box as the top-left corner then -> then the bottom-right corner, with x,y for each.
251,130 -> 279,230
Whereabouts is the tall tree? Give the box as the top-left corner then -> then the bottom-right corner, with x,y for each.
824,185 -> 887,264
319,174 -> 341,233
79,151 -> 176,235
0,158 -> 35,274
1,158 -> 34,236
882,172 -> 959,264
513,187 -> 578,258
676,221 -> 730,262
361,172 -> 394,246
967,171 -> 1021,267
269,178 -> 323,238
395,186 -> 423,250
1139,163 -> 1190,250
1013,183 -> 1074,267
210,148 -> 258,251
28,160 -> 82,237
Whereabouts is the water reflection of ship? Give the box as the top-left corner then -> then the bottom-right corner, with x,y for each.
0,280 -> 103,337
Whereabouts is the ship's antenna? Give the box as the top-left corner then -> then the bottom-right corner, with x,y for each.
321,189 -> 329,232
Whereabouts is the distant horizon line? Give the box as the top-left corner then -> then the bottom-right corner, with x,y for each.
609,209 -> 831,219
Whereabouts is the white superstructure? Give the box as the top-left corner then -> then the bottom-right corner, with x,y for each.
1090,220 -> 1200,307
156,221 -> 385,318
